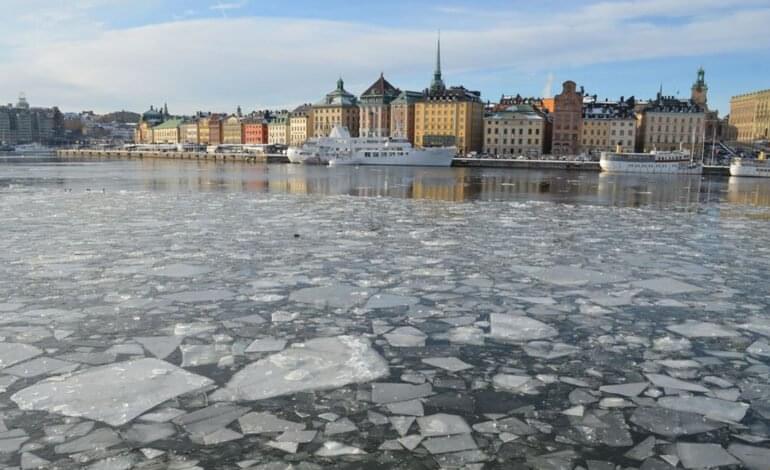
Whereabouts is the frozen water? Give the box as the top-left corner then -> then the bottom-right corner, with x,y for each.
417,414 -> 472,436
11,358 -> 213,426
238,412 -> 305,434
244,337 -> 287,353
3,357 -> 78,378
727,443 -> 770,470
364,293 -> 419,309
523,341 -> 579,359
645,374 -> 709,393
384,326 -> 427,347
371,382 -> 433,404
213,336 -> 388,401
54,428 -> 121,454
324,417 -> 357,435
173,403 -> 248,437
746,340 -> 770,358
389,416 -> 415,436
489,314 -> 558,342
151,263 -> 212,278
632,278 -> 702,295
421,357 -> 472,372
630,407 -> 724,437
135,336 -> 183,359
676,443 -> 738,469
666,321 -> 740,338
0,429 -> 29,453
600,382 -> 649,397
289,284 -> 369,310
657,396 -> 749,422
421,434 -> 477,454
492,374 -> 541,394
314,441 -> 366,456
0,343 -> 42,369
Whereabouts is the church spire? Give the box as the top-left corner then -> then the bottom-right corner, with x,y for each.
430,31 -> 445,93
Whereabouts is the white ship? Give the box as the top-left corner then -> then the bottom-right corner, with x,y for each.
287,126 -> 455,167
600,149 -> 703,175
10,143 -> 55,155
730,153 -> 770,178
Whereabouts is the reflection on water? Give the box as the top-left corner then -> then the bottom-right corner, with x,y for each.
3,157 -> 770,208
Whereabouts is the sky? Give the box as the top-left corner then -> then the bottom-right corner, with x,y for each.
1,0 -> 769,116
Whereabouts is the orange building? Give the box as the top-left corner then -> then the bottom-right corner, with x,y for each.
243,120 -> 268,144
551,81 -> 583,155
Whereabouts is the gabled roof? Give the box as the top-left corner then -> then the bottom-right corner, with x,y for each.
361,74 -> 400,99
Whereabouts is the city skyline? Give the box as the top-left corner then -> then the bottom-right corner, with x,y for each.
2,0 -> 769,114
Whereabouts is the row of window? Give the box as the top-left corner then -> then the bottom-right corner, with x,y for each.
583,140 -> 633,147
486,138 -> 540,145
487,128 -> 541,136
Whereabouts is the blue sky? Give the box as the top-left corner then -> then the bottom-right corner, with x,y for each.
1,0 -> 769,115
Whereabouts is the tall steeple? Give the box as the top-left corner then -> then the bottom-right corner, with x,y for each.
430,31 -> 445,93
691,67 -> 708,109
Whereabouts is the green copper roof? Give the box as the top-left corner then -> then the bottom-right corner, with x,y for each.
152,118 -> 183,130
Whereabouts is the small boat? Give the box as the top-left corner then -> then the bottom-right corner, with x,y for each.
730,152 -> 770,178
600,147 -> 702,175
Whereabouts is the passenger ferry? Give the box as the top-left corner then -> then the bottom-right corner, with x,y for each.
600,146 -> 702,175
730,152 -> 770,178
287,126 -> 455,167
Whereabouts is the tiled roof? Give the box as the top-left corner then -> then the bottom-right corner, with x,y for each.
361,74 -> 400,99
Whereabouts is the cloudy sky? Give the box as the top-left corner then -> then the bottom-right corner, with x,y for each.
1,0 -> 769,115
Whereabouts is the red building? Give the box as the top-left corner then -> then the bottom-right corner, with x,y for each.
243,120 -> 268,144
552,81 -> 583,156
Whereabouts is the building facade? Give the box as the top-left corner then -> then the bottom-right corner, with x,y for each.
179,121 -> 199,144
390,91 -> 422,143
483,104 -> 546,157
413,37 -> 484,154
289,104 -> 311,147
267,112 -> 290,145
0,97 -> 63,145
581,97 -> 637,154
551,81 -> 583,155
222,115 -> 243,144
729,89 -> 770,143
311,78 -> 359,138
135,106 -> 165,144
151,118 -> 182,144
206,114 -> 223,145
637,93 -> 705,153
359,74 -> 400,137
243,119 -> 268,144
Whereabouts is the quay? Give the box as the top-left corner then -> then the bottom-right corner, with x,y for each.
55,149 -> 731,175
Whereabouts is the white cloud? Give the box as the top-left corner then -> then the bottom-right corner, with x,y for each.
0,1 -> 768,113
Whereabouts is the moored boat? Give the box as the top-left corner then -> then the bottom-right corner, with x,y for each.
600,149 -> 702,175
730,152 -> 770,178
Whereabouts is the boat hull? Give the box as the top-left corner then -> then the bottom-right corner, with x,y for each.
328,148 -> 455,167
730,160 -> 770,178
287,147 -> 327,165
600,158 -> 703,175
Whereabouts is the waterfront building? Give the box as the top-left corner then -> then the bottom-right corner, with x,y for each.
493,95 -> 547,113
151,118 -> 183,144
268,112 -> 290,145
581,97 -> 637,154
289,104 -> 311,147
359,74 -> 400,137
637,91 -> 705,153
222,115 -> 244,144
551,81 -> 583,155
243,119 -> 269,144
390,91 -> 422,143
179,121 -> 199,144
414,37 -> 484,154
135,105 -> 165,144
311,78 -> 359,138
483,104 -> 546,157
730,88 -> 770,143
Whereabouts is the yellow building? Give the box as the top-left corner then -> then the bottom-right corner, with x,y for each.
151,118 -> 182,144
197,115 -> 211,145
581,98 -> 637,154
730,89 -> 770,143
222,115 -> 243,144
483,105 -> 546,157
637,93 -> 705,153
179,121 -> 199,144
311,78 -> 359,138
289,104 -> 310,147
268,112 -> 290,145
413,37 -> 483,155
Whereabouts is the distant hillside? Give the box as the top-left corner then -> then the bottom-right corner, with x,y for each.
97,111 -> 140,123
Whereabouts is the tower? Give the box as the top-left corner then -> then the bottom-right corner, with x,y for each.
430,32 -> 445,93
691,67 -> 708,109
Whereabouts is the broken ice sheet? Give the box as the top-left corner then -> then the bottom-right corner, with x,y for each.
677,442 -> 739,469
314,441 -> 366,457
238,412 -> 305,434
657,396 -> 749,423
384,326 -> 427,347
417,414 -> 471,436
289,284 -> 369,310
244,337 -> 287,353
666,321 -> 740,338
488,313 -> 557,342
11,358 -> 213,426
421,357 -> 472,372
0,343 -> 42,369
631,278 -> 702,295
213,336 -> 388,401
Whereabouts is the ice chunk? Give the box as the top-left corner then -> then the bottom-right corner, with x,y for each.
448,326 -> 485,345
489,314 -> 557,342
135,336 -> 183,359
139,407 -> 185,423
746,340 -> 770,358
55,428 -> 121,454
372,382 -> 432,404
523,341 -> 579,359
275,430 -> 317,443
632,278 -> 701,295
599,382 -> 649,398
3,357 -> 78,378
266,440 -> 298,453
238,412 -> 305,434
666,321 -> 739,338
314,441 -> 366,457
151,263 -> 212,278
624,436 -> 656,461
657,396 -> 749,422
492,374 -> 541,394
727,443 -> 770,470
289,284 -> 369,310
191,428 -> 243,445
173,404 -> 248,437
630,407 -> 724,437
421,357 -> 472,372
384,326 -> 427,348
364,294 -> 419,309
389,416 -> 415,437
653,336 -> 692,352
245,338 -> 287,353
676,443 -> 738,469
164,289 -> 235,303
212,336 -> 388,401
562,405 -> 585,417
645,374 -> 709,393
0,343 -> 42,369
0,429 -> 29,453
417,414 -> 471,436
567,410 -> 633,447
387,399 -> 424,416
518,265 -> 622,286
123,423 -> 176,444
20,452 -> 50,469
740,317 -> 770,338
421,434 -> 477,454
324,418 -> 357,435
180,344 -> 230,367
398,434 -> 423,451
11,358 -> 213,426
